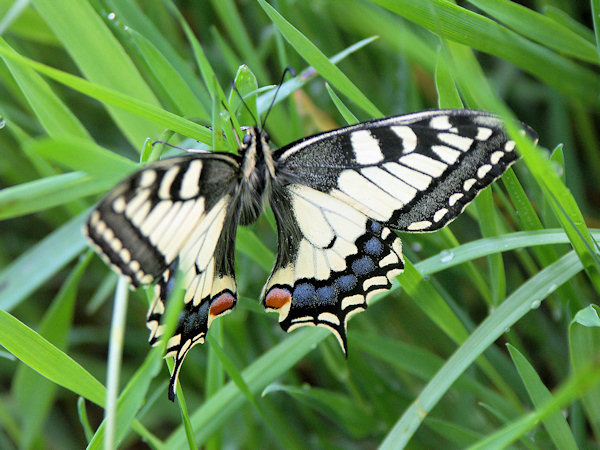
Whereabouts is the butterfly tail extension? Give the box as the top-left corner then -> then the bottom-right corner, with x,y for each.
263,185 -> 404,353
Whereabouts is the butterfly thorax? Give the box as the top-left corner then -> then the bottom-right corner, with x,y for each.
236,127 -> 276,225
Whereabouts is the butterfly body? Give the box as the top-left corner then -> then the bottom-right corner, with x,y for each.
85,109 -> 535,400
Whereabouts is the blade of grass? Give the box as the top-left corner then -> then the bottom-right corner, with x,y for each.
262,384 -> 377,438
507,345 -> 578,449
254,35 -> 378,116
209,0 -> 268,82
351,332 -> 518,420
475,189 -> 506,307
544,6 -> 596,43
87,348 -> 164,449
569,305 -> 600,440
208,337 -> 302,448
102,0 -> 211,109
0,310 -> 106,405
367,0 -> 600,105
592,0 -> 600,60
0,39 -> 212,143
127,28 -> 208,118
30,0 -> 163,146
164,0 -> 241,152
0,213 -> 87,311
326,83 -> 359,124
469,363 -> 600,449
465,0 -> 598,64
102,277 -> 128,450
0,172 -> 113,219
13,253 -> 92,449
0,40 -> 91,140
332,0 -> 437,73
381,251 -> 582,448
27,137 -> 137,178
257,0 -> 382,117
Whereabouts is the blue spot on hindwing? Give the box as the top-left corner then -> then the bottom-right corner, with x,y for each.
293,282 -> 316,306
352,256 -> 376,276
316,285 -> 337,305
370,221 -> 382,233
364,237 -> 384,256
336,274 -> 357,292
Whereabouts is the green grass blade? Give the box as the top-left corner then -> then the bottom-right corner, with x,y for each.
507,345 -> 578,449
165,328 -> 329,447
0,307 -> 164,449
128,28 -> 208,118
466,0 -> 598,64
351,332 -> 517,420
570,305 -> 600,440
332,0 -> 437,73
326,83 -> 359,125
0,0 -> 58,45
87,348 -> 163,449
257,0 -> 382,117
592,0 -> 600,59
255,35 -> 378,115
381,251 -> 582,448
367,0 -> 600,104
0,41 -> 212,143
417,229 -> 600,274
262,384 -> 377,438
544,6 -> 596,43
236,228 -> 274,272
27,137 -> 137,178
0,40 -> 91,140
30,0 -> 163,146
0,213 -> 87,311
435,50 -> 463,109
0,310 -> 106,406
469,364 -> 600,449
475,189 -> 506,307
103,0 -> 211,108
13,254 -> 92,449
209,0 -> 268,82
0,172 -> 110,219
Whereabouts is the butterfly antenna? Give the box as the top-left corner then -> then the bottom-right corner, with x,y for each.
230,82 -> 260,128
261,66 -> 296,130
221,99 -> 244,148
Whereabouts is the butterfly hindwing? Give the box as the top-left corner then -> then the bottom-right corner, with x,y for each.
262,184 -> 404,349
275,109 -> 530,233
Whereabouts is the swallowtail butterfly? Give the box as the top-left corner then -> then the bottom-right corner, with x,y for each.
85,109 -> 535,400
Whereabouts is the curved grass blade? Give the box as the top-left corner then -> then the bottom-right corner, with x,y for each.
381,251 -> 582,448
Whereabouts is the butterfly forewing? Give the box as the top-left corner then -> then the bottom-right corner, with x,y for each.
274,109 -> 532,233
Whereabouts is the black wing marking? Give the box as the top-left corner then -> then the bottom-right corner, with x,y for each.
274,109 -> 536,232
262,184 -> 404,350
85,153 -> 240,401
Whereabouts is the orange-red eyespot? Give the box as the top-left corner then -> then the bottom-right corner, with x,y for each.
209,292 -> 236,317
264,287 -> 291,310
